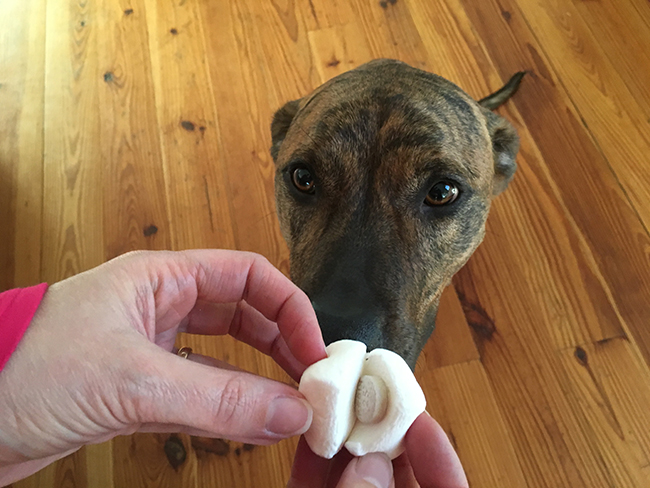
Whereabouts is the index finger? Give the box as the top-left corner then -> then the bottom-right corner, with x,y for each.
183,250 -> 327,367
405,412 -> 469,488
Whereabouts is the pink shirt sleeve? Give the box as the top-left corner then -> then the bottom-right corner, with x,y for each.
0,283 -> 48,372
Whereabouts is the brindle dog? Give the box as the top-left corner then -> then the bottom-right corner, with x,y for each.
270,59 -> 524,368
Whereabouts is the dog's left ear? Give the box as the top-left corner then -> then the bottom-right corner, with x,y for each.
270,99 -> 302,162
484,110 -> 519,196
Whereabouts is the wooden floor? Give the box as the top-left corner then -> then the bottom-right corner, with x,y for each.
2,0 -> 650,486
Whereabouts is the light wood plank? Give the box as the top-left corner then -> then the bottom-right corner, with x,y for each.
421,360 -> 528,488
144,0 -> 235,251
559,338 -> 650,485
0,0 -> 46,290
242,0 -> 320,104
85,443 -> 113,488
453,239 -> 646,487
349,0 -> 430,68
298,0 -> 357,31
458,0 -> 650,368
198,0 -> 289,265
510,0 -> 650,232
307,23 -> 374,82
41,0 -> 105,283
97,0 -> 171,259
13,463 -> 56,488
418,286 -> 480,370
112,434 -> 195,488
573,0 -> 650,118
628,0 -> 650,30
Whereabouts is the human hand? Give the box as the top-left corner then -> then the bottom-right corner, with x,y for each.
0,250 -> 327,485
287,412 -> 469,488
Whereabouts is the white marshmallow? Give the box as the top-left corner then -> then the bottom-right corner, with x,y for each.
345,348 -> 426,458
298,340 -> 367,459
299,340 -> 426,460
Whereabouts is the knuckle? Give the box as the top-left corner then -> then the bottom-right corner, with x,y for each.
214,376 -> 250,425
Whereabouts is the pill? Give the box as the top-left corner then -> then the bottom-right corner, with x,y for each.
355,375 -> 389,424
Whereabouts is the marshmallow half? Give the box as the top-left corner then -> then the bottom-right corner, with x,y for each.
298,340 -> 367,459
299,340 -> 426,459
345,348 -> 426,458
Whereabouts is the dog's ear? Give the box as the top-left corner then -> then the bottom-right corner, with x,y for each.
270,99 -> 302,162
484,111 -> 519,195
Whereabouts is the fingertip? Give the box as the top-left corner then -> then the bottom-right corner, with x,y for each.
289,436 -> 332,488
337,453 -> 393,488
405,413 -> 469,488
265,397 -> 313,437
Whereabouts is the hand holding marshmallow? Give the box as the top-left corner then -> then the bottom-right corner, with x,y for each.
298,340 -> 426,459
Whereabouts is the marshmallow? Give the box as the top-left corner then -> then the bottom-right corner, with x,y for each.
298,340 -> 367,459
345,348 -> 426,458
299,340 -> 426,459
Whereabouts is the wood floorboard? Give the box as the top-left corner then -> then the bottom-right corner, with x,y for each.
2,0 -> 649,486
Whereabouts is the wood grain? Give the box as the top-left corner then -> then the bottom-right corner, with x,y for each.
307,23 -> 374,82
0,0 -> 46,291
511,0 -> 650,233
559,338 -> 650,486
40,0 -> 105,283
573,0 -> 650,117
421,360 -> 528,487
98,0 -> 171,259
198,0 -> 289,264
3,0 -> 650,487
144,0 -> 235,251
458,0 -> 650,367
415,286 -> 479,371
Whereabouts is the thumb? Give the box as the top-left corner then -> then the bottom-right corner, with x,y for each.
336,453 -> 395,488
124,346 -> 313,444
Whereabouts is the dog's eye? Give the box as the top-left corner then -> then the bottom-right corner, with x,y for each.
425,181 -> 459,206
291,165 -> 316,194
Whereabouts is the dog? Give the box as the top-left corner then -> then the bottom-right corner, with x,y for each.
269,59 -> 523,368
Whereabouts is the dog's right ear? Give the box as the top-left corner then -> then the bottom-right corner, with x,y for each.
270,99 -> 302,162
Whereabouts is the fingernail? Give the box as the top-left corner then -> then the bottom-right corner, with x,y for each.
354,453 -> 393,488
265,397 -> 312,436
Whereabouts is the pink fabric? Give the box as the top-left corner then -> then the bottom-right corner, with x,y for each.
0,283 -> 48,372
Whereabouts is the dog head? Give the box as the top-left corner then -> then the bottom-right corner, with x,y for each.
270,59 -> 519,367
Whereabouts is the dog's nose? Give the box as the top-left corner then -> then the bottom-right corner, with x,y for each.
312,303 -> 384,350
310,277 -> 384,350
